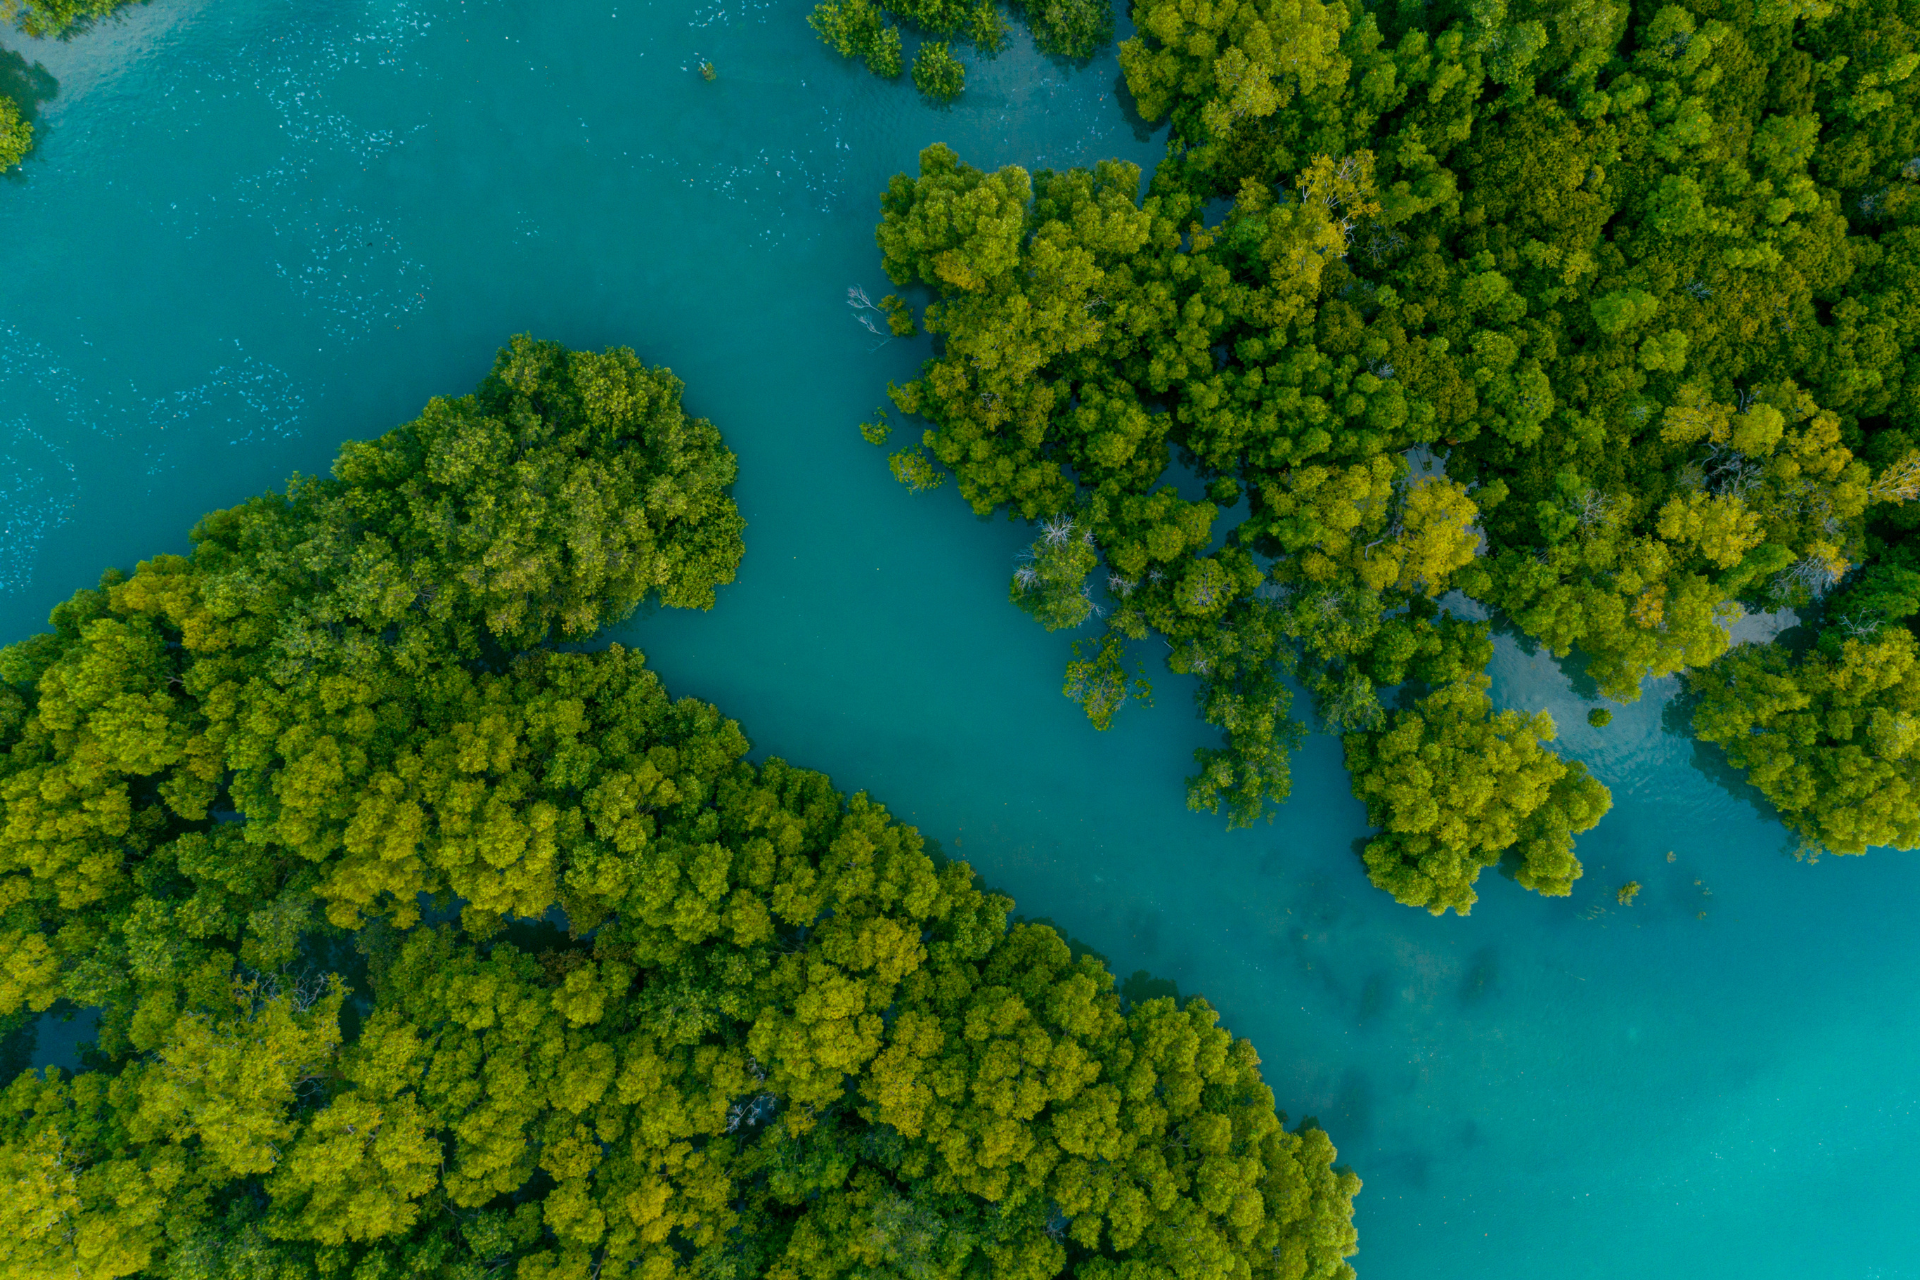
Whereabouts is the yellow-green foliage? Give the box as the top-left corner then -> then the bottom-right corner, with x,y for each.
1119,0 -> 1350,132
0,95 -> 28,171
910,40 -> 966,103
806,0 -> 1114,94
869,0 -> 1920,898
0,336 -> 747,1003
3,0 -> 131,38
1345,677 -> 1610,915
1692,628 -> 1920,855
0,340 -> 1359,1280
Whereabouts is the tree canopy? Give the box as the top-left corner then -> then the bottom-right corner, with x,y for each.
807,0 -> 1117,102
0,93 -> 27,170
0,337 -> 1359,1280
866,0 -> 1920,908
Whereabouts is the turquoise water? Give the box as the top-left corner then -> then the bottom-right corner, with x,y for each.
4,2 -> 1918,1275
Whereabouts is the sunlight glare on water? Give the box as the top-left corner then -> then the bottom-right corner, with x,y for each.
2,2 -> 1916,1276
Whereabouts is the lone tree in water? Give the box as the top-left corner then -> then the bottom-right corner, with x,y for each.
911,40 -> 965,102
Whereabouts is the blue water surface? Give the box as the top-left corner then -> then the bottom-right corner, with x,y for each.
3,2 -> 1916,1276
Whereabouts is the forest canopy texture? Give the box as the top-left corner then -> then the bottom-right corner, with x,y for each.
0,338 -> 1360,1280
870,0 -> 1920,913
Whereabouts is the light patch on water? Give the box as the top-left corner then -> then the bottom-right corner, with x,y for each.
0,323 -> 90,437
0,329 -> 90,590
0,423 -> 78,595
623,136 -> 847,241
265,202 -> 432,339
697,143 -> 844,223
141,348 -> 306,474
0,325 -> 304,558
688,0 -> 782,29
165,2 -> 439,340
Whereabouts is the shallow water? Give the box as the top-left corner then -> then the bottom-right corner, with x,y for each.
4,2 -> 1916,1276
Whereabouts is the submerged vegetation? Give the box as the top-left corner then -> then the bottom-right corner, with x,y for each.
0,339 -> 1360,1280
808,0 -> 1116,102
868,0 -> 1920,910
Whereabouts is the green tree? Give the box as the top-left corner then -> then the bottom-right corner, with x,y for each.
1346,678 -> 1610,914
1692,629 -> 1920,855
3,0 -> 132,38
912,41 -> 966,102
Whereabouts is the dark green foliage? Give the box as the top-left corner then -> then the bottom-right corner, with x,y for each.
808,0 -> 905,77
912,40 -> 967,102
278,333 -> 747,654
1011,0 -> 1113,58
869,0 -> 1920,901
1691,628 -> 1920,855
0,339 -> 1360,1280
1587,707 -> 1612,728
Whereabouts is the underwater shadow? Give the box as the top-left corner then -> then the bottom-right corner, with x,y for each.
1660,680 -> 1793,837
1111,71 -> 1159,142
1118,967 -> 1182,1009
1493,843 -> 1524,885
1327,1067 -> 1373,1142
1547,644 -> 1602,703
26,1000 -> 100,1074
1,48 -> 58,175
0,49 -> 56,122
1488,613 -> 1605,701
1355,970 -> 1392,1027
1457,945 -> 1498,1008
1367,1147 -> 1431,1191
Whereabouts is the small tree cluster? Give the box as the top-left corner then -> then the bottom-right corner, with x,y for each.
808,0 -> 1117,103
